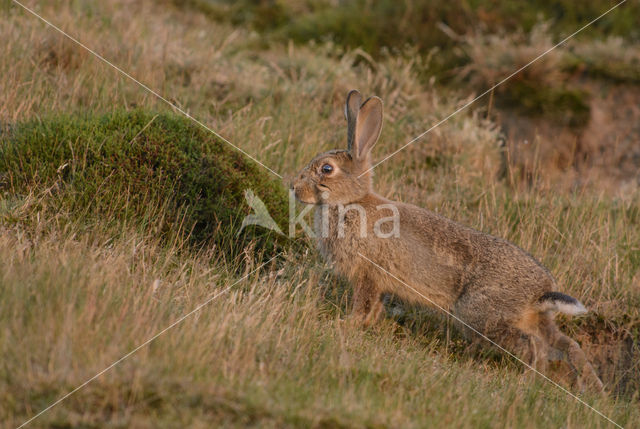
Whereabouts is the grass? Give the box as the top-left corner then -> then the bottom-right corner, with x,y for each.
0,109 -> 291,261
1,0 -> 639,427
1,229 -> 638,427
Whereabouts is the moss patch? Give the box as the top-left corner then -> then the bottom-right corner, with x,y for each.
0,110 -> 290,259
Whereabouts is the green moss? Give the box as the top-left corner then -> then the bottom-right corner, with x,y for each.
0,110 -> 291,259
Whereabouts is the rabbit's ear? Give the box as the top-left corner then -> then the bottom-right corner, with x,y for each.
345,89 -> 362,152
352,96 -> 383,160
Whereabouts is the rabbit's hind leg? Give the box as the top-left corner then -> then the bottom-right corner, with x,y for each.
539,314 -> 604,392
525,334 -> 550,381
482,324 -> 550,381
487,323 -> 547,371
453,304 -> 534,362
453,300 -> 549,377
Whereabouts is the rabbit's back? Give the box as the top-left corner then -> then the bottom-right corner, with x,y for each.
399,201 -> 555,310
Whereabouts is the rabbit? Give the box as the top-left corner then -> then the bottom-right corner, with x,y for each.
292,89 -> 604,392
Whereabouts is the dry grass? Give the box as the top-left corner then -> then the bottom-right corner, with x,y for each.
2,225 -> 638,428
460,22 -> 565,88
1,0 -> 640,427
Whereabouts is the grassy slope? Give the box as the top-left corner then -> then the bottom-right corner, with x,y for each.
0,109 -> 291,260
2,231 -> 637,428
1,0 -> 639,427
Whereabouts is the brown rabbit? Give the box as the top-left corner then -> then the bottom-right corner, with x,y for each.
292,89 -> 604,391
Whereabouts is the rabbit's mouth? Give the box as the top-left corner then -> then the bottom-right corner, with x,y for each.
317,184 -> 331,192
292,185 -> 317,205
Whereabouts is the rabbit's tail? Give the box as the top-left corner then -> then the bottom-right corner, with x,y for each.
536,291 -> 587,315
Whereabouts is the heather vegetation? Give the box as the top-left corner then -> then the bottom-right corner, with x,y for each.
1,0 -> 639,427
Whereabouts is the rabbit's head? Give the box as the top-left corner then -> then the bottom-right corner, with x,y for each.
292,90 -> 383,205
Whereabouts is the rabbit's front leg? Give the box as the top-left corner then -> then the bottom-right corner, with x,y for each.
351,276 -> 384,327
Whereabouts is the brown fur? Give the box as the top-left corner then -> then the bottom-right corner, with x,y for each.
292,90 -> 603,391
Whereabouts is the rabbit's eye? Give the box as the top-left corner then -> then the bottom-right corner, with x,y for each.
321,164 -> 334,174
